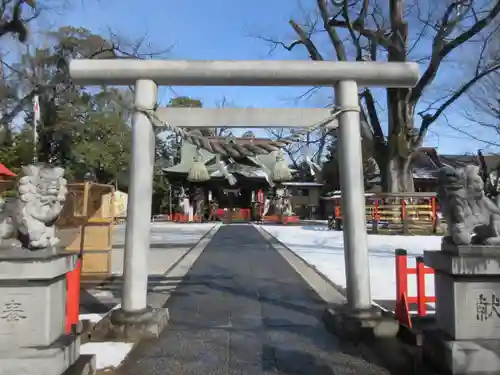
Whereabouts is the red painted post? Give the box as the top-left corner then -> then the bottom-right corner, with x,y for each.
334,205 -> 341,218
430,196 -> 437,233
257,190 -> 264,217
401,199 -> 409,234
395,248 -> 408,322
416,256 -> 427,316
372,199 -> 380,234
65,257 -> 81,334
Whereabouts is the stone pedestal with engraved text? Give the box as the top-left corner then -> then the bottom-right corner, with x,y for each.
423,244 -> 500,375
0,248 -> 82,375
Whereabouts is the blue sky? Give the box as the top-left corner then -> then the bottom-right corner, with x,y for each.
26,0 -> 499,155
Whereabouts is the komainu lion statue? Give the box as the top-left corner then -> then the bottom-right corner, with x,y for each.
438,164 -> 500,246
0,165 -> 67,250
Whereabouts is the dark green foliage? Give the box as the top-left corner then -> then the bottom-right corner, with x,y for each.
0,25 -> 184,215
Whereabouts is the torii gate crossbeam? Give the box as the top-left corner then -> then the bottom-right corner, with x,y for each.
69,59 -> 419,338
154,108 -> 338,128
69,59 -> 418,87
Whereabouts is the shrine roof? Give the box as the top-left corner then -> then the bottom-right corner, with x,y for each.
163,140 -> 285,180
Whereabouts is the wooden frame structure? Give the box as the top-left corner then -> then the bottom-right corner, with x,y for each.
57,182 -> 115,277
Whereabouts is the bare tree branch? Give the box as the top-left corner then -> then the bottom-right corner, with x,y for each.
0,25 -> 171,133
0,0 -> 38,42
415,61 -> 500,148
328,11 -> 392,49
253,0 -> 500,191
316,0 -> 347,60
410,1 -> 500,104
288,19 -> 325,60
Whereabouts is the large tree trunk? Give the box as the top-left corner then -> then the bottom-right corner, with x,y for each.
383,155 -> 414,192
380,0 -> 416,193
384,82 -> 416,192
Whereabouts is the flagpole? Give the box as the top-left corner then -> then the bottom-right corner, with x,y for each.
32,95 -> 39,164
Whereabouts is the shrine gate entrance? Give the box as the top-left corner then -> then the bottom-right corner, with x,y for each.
69,59 -> 419,325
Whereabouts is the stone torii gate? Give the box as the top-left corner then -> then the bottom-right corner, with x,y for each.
69,59 -> 419,338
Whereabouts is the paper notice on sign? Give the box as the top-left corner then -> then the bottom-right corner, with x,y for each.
114,190 -> 128,218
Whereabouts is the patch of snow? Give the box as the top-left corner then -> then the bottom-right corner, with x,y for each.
260,225 -> 441,303
80,342 -> 134,370
79,304 -> 121,325
79,313 -> 104,324
323,192 -> 379,199
283,182 -> 323,187
89,290 -> 115,299
301,220 -> 328,224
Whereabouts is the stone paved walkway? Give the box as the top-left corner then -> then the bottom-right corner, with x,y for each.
119,225 -> 390,375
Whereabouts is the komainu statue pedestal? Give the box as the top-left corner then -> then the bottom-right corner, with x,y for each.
423,243 -> 500,375
0,248 -> 91,375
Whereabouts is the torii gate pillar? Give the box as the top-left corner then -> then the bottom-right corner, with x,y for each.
335,80 -> 371,309
70,59 -> 419,339
121,80 -> 157,312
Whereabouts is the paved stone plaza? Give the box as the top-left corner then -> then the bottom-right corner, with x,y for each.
118,225 -> 391,375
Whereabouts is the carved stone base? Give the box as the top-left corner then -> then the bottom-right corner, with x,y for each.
441,240 -> 500,257
0,331 -> 79,375
0,249 -> 77,349
423,328 -> 500,375
107,307 -> 169,340
0,249 -> 86,375
425,250 -> 500,340
323,304 -> 398,341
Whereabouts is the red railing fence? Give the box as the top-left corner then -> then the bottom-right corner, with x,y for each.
395,248 -> 436,327
331,193 -> 439,234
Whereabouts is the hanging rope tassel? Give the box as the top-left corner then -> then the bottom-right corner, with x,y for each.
272,151 -> 292,182
216,155 -> 237,186
187,148 -> 210,182
304,140 -> 315,177
305,155 -> 321,177
252,156 -> 275,187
